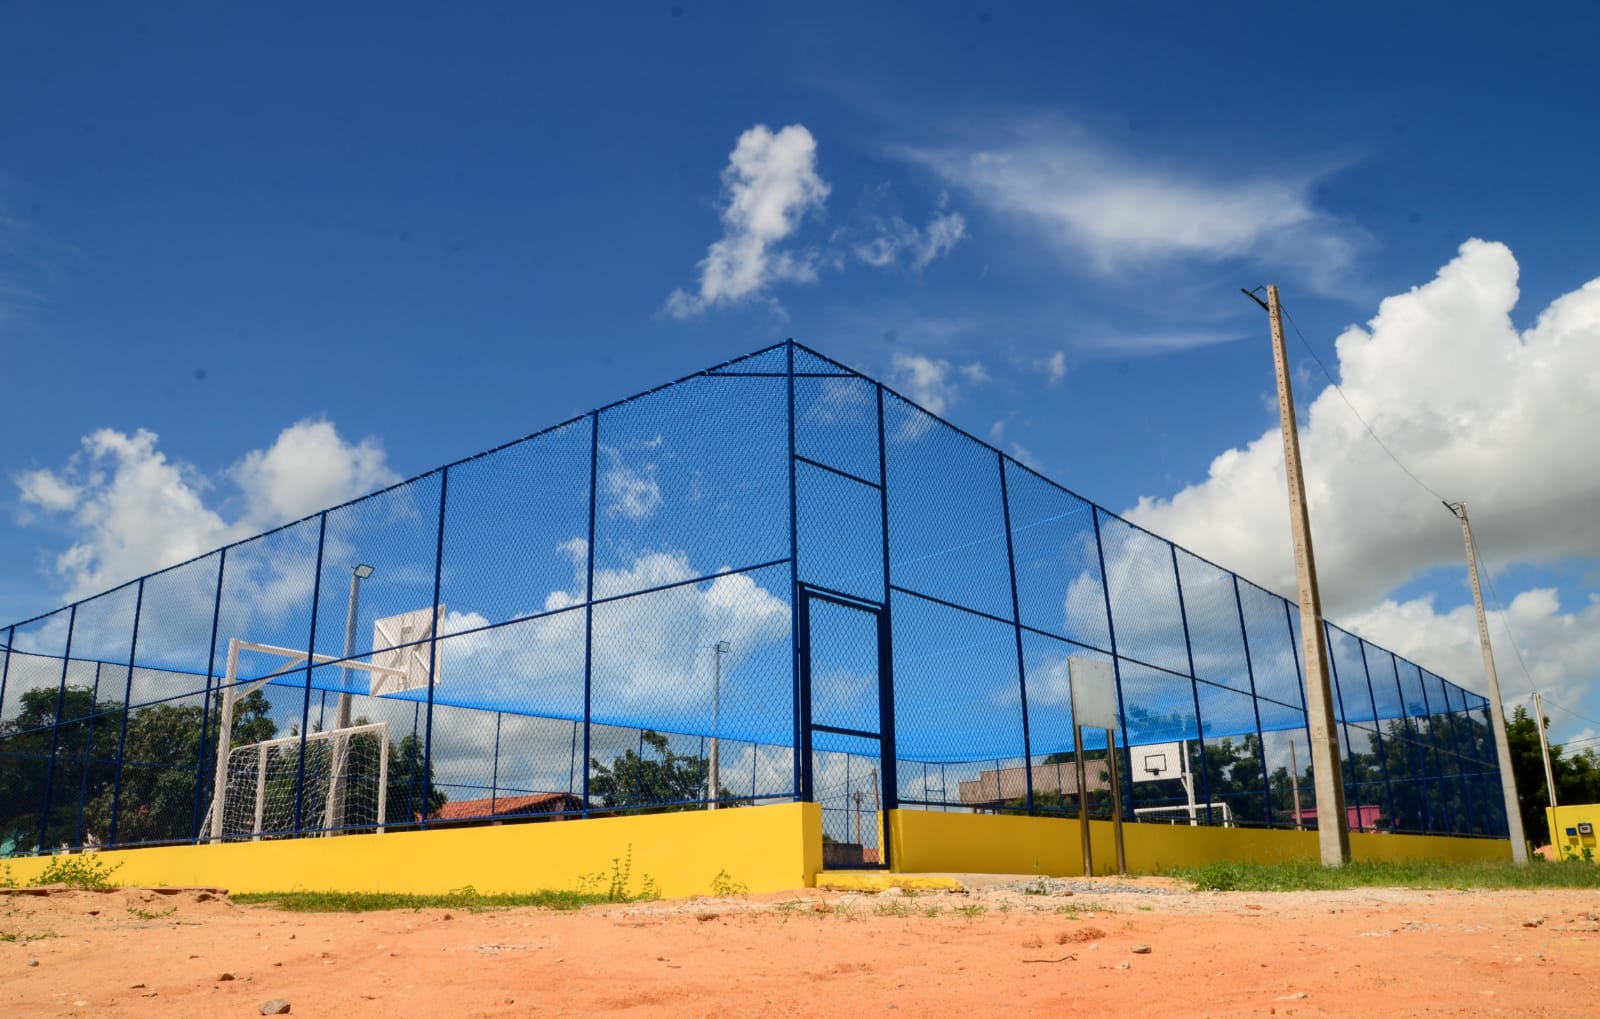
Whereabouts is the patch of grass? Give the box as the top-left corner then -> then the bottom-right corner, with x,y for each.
1166,857 -> 1600,893
37,854 -> 121,890
920,903 -> 943,918
0,863 -> 15,889
0,929 -> 60,942
577,847 -> 659,903
126,904 -> 177,921
234,887 -> 613,913
953,903 -> 987,921
873,898 -> 912,918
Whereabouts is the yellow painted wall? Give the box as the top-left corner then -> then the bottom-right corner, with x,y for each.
1547,804 -> 1600,863
2,802 -> 822,898
888,809 -> 1510,876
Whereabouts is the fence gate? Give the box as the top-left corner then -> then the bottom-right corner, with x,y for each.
799,588 -> 895,869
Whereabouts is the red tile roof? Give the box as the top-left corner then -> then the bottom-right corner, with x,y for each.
427,792 -> 585,821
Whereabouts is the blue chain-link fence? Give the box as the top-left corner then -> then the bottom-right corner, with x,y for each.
0,341 -> 1506,859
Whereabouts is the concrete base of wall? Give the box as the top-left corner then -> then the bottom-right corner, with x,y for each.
2,804 -> 1511,897
2,802 -> 823,899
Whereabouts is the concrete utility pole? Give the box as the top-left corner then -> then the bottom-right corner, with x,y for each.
1533,690 -> 1559,813
1449,501 -> 1529,862
1263,284 -> 1351,865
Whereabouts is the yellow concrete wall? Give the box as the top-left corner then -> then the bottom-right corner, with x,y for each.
888,809 -> 1511,875
2,802 -> 822,897
1547,804 -> 1600,863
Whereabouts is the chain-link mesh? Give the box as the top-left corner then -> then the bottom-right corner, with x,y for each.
0,341 -> 1511,857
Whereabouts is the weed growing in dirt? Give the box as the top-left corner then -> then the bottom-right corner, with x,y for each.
774,898 -> 806,916
953,903 -> 987,921
710,869 -> 748,897
921,903 -> 943,918
1167,858 -> 1600,892
0,929 -> 60,942
234,887 -> 615,913
0,863 -> 14,888
37,854 -> 121,890
126,904 -> 177,921
873,898 -> 912,918
576,846 -> 660,902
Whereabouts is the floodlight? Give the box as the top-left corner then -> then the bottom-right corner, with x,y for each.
353,563 -> 375,579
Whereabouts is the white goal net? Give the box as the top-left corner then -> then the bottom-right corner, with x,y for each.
202,723 -> 389,840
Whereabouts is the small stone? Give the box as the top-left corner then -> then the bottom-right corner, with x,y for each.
1131,944 -> 1151,954
442,913 -> 453,921
220,972 -> 236,981
259,999 -> 292,1015
1115,961 -> 1131,971
504,998 -> 515,1005
1276,992 -> 1308,1001
130,983 -> 146,989
1523,917 -> 1546,927
27,959 -> 39,967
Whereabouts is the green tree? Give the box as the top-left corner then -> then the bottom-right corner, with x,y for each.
589,730 -> 718,812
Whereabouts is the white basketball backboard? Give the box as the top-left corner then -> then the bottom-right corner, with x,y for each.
1131,740 -> 1186,784
370,605 -> 445,696
1067,656 -> 1119,730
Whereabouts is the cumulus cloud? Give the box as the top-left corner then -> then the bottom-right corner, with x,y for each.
1124,240 -> 1600,727
665,124 -> 830,316
230,419 -> 398,529
1127,241 -> 1600,614
903,120 -> 1364,292
13,419 -> 399,601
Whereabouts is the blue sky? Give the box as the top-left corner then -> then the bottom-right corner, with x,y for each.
2,3 -> 1597,746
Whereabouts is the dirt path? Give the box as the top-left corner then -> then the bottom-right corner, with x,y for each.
3,879 -> 1599,1017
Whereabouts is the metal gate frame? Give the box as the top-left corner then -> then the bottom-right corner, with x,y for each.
796,585 -> 897,869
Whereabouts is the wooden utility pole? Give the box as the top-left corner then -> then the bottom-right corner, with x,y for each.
1449,501 -> 1529,862
1264,284 -> 1351,865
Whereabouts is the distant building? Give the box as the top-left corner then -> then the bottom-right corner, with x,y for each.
958,762 -> 1110,810
1290,804 -> 1385,831
419,792 -> 586,827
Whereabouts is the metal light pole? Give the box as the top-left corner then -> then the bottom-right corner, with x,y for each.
326,563 -> 373,834
1448,502 -> 1529,861
709,640 -> 729,810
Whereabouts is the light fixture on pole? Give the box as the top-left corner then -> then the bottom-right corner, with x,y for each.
709,640 -> 730,810
326,563 -> 373,834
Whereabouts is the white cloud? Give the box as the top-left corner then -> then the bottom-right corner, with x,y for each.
852,210 -> 967,271
665,124 -> 830,316
230,419 -> 399,529
14,419 -> 399,601
904,120 -> 1364,292
1127,241 -> 1600,614
1043,351 -> 1066,384
601,448 -> 661,521
890,352 -> 988,417
1125,240 -> 1600,721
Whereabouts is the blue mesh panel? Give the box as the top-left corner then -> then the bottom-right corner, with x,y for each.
1175,551 -> 1251,694
1097,515 -> 1189,676
796,462 -> 882,603
1005,462 -> 1107,650
884,395 -> 1013,620
891,591 -> 1023,764
795,375 -> 880,485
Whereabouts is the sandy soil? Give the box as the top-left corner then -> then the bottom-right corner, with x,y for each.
3,877 -> 1598,1018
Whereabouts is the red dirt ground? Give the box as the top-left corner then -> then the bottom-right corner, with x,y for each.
3,878 -> 1598,1017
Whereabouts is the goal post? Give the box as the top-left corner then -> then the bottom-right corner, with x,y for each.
205,625 -> 438,842
202,722 -> 390,840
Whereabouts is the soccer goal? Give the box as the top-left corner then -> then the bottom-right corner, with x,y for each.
1133,801 -> 1235,827
202,722 -> 390,840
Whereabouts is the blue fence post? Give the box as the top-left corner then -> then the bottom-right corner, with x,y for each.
73,661 -> 104,847
581,413 -> 600,818
1415,671 -> 1453,834
1282,599 -> 1312,829
1231,578 -> 1272,827
190,548 -> 227,842
788,342 -> 802,802
39,603 -> 78,853
1090,510 -> 1135,821
997,454 -> 1034,814
1169,547 -> 1213,825
1356,640 -> 1399,833
291,513 -> 330,837
1323,624 -> 1361,831
108,578 -> 145,845
0,625 -> 12,735
422,466 -> 450,829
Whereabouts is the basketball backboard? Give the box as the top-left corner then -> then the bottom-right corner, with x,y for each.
370,605 -> 445,696
1131,740 -> 1186,784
